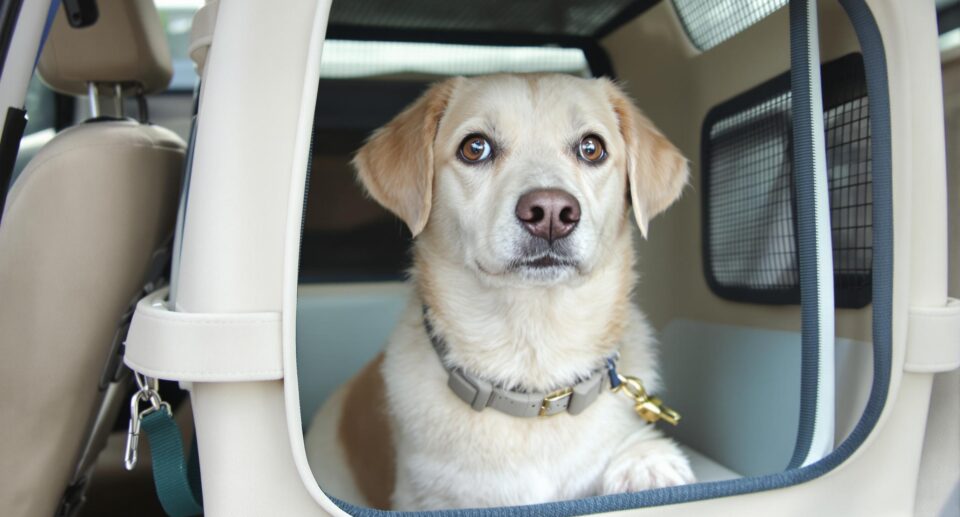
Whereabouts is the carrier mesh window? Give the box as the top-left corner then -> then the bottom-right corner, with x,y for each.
318,41 -> 590,79
301,42 -> 592,282
328,0 -> 659,37
672,0 -> 788,51
703,53 -> 872,308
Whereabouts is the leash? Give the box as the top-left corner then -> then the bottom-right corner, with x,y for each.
605,358 -> 680,425
124,372 -> 203,517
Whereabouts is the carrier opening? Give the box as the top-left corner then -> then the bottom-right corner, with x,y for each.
293,0 -> 891,514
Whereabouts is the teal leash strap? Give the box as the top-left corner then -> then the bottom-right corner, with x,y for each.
187,431 -> 202,503
141,408 -> 204,517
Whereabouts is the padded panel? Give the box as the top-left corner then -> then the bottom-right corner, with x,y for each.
679,445 -> 740,483
296,283 -> 410,424
658,319 -> 871,477
0,121 -> 183,517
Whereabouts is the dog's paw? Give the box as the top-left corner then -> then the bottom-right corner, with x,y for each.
601,437 -> 695,494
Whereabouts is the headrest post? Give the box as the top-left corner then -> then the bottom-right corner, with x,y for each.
114,84 -> 124,118
87,82 -> 100,118
136,88 -> 149,123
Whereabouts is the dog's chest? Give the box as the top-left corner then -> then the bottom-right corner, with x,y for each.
391,382 -> 640,507
381,308 -> 657,508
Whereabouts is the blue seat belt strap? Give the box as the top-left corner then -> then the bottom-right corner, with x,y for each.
141,409 -> 204,517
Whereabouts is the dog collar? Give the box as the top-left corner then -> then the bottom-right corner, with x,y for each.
423,306 -> 617,418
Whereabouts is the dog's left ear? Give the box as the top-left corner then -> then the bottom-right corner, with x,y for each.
353,77 -> 463,237
602,79 -> 689,238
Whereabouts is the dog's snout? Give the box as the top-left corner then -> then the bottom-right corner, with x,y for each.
515,188 -> 581,242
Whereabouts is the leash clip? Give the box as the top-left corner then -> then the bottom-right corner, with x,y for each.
613,374 -> 681,426
124,372 -> 172,470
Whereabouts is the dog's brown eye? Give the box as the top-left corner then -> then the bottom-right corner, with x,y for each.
578,135 -> 606,163
458,134 -> 492,163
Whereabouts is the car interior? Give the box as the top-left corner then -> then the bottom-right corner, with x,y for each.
0,0 -> 956,516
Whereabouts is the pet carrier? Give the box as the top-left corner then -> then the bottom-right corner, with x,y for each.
104,0 -> 957,515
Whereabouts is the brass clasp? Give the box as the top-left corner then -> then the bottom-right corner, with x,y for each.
539,387 -> 573,417
613,374 -> 681,426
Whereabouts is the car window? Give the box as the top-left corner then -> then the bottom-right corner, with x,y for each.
23,75 -> 56,136
155,0 -> 202,91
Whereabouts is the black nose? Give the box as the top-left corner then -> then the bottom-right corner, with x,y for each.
515,188 -> 581,242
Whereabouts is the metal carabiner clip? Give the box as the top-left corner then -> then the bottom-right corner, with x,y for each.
123,373 -> 171,470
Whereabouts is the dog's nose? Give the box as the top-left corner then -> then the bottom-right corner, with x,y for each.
515,189 -> 581,242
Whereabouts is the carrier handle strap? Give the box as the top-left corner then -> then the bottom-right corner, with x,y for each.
787,0 -> 836,469
124,287 -> 284,382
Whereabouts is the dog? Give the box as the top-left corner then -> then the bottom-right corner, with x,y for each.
305,73 -> 694,511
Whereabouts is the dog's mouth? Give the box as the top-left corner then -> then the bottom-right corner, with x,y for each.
516,255 -> 575,269
505,238 -> 582,275
475,240 -> 583,280
508,252 -> 580,273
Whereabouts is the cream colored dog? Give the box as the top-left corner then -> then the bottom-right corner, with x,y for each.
305,73 -> 694,511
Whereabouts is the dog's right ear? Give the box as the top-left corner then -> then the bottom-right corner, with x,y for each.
353,78 -> 462,237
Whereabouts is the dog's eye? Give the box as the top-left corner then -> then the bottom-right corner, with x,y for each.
578,135 -> 606,164
458,134 -> 492,163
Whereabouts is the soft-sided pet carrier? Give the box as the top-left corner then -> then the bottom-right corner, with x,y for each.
120,0 -> 959,515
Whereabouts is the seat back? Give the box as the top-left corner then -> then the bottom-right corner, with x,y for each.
0,1 -> 184,515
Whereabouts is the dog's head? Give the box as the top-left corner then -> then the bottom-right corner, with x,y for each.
354,74 -> 688,286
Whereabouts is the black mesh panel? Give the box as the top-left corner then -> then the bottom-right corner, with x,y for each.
671,0 -> 788,51
328,0 -> 653,37
702,53 -> 872,307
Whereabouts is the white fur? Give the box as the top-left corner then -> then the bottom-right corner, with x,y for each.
306,74 -> 693,511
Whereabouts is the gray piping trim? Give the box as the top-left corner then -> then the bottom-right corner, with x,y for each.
787,0 -> 836,470
331,0 -> 892,512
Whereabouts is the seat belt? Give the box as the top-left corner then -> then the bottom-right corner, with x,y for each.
787,0 -> 836,469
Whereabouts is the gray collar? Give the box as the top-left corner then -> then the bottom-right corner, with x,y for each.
423,306 -> 615,418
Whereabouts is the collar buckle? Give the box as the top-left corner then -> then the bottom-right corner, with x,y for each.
538,386 -> 574,417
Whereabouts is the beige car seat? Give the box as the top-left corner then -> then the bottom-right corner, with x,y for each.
0,1 -> 185,515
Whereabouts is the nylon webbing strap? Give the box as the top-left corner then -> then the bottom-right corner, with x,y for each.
788,0 -> 836,469
141,410 -> 203,517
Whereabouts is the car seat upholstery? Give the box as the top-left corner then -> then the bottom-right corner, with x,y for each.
0,1 -> 184,515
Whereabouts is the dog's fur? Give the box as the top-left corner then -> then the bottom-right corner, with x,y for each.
305,74 -> 693,510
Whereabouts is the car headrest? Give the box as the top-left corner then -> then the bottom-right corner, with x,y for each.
38,0 -> 173,96
189,0 -> 218,79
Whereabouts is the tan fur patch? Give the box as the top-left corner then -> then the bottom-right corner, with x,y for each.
353,78 -> 463,236
338,353 -> 395,509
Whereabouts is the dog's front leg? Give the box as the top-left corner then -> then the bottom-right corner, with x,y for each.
600,426 -> 695,494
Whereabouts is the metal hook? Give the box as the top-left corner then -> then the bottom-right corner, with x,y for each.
123,372 -> 169,470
